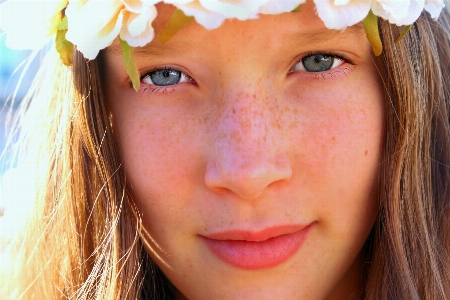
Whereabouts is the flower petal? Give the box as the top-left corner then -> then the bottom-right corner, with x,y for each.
174,1 -> 226,29
197,0 -> 267,20
259,0 -> 307,14
424,0 -> 445,19
120,5 -> 158,47
372,0 -> 424,25
122,0 -> 157,13
66,0 -> 124,59
313,0 -> 372,29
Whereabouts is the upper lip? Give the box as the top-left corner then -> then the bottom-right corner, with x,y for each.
201,223 -> 312,242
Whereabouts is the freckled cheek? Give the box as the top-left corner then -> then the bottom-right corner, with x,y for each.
290,98 -> 383,184
114,113 -> 202,203
289,97 -> 383,239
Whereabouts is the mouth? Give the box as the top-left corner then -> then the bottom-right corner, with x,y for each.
200,223 -> 313,270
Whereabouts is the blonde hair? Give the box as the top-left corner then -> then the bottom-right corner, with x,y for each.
2,8 -> 450,299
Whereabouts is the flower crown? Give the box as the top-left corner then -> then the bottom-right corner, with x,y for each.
0,0 -> 445,91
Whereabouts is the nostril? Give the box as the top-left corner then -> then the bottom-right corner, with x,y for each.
205,156 -> 292,200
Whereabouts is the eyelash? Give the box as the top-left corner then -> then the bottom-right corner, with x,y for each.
139,66 -> 194,94
291,51 -> 353,78
138,52 -> 353,94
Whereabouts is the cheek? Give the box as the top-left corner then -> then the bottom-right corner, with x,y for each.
112,101 -> 206,223
302,105 -> 381,179
286,76 -> 384,227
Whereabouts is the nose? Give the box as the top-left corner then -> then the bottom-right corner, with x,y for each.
205,88 -> 292,200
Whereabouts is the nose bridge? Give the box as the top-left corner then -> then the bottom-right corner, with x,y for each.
205,80 -> 292,200
214,79 -> 279,159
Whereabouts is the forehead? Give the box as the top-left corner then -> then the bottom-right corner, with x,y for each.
106,1 -> 367,58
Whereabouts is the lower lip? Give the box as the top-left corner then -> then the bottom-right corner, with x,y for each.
202,225 -> 312,270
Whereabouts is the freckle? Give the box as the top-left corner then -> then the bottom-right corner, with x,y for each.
252,93 -> 256,99
245,93 -> 250,98
365,150 -> 368,156
232,108 -> 236,114
289,121 -> 299,128
332,136 -> 336,141
293,108 -> 299,115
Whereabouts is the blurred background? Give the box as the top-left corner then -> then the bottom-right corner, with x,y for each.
0,3 -> 44,256
0,31 -> 41,269
0,31 -> 38,176
0,0 -> 37,176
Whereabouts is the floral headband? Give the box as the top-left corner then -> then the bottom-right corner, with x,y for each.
0,0 -> 445,91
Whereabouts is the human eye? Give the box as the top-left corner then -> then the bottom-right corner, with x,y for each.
291,53 -> 345,73
140,67 -> 193,91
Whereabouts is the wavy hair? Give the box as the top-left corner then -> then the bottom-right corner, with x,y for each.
1,8 -> 450,300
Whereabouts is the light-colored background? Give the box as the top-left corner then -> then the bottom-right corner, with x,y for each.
0,0 -> 38,175
0,34 -> 37,175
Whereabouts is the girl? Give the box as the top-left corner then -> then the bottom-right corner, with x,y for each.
1,0 -> 449,299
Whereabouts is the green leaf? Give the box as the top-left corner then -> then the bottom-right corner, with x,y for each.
396,24 -> 412,44
158,9 -> 194,44
55,29 -> 73,66
120,38 -> 140,91
57,15 -> 68,30
362,11 -> 382,56
292,5 -> 301,12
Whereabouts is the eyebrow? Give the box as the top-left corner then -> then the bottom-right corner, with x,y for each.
283,24 -> 366,45
105,24 -> 366,58
105,40 -> 189,58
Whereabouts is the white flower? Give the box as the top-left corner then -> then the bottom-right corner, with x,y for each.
66,0 -> 159,59
171,0 -> 262,30
0,0 -> 445,59
259,0 -> 307,15
167,1 -> 226,29
371,0 -> 424,26
0,0 -> 68,50
424,0 -> 445,19
120,0 -> 159,47
172,0 -> 304,30
65,0 -> 123,59
314,0 -> 436,30
313,0 -> 372,29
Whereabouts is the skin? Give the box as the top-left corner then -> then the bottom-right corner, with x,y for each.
104,1 -> 384,299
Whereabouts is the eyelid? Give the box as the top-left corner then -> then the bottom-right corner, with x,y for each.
290,52 -> 349,73
140,66 -> 194,86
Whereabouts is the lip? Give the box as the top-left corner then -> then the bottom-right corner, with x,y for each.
201,223 -> 313,270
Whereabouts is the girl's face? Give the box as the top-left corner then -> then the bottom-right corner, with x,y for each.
105,1 -> 384,299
